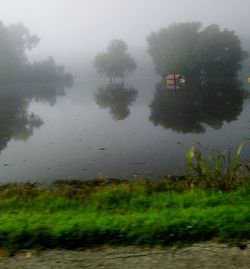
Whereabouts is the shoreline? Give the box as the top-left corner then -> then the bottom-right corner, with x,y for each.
0,178 -> 249,252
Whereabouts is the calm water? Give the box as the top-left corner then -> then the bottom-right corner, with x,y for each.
0,76 -> 250,183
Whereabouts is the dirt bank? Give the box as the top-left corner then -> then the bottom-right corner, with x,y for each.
0,242 -> 249,268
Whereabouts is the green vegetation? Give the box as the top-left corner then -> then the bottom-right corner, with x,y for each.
186,143 -> 244,189
94,39 -> 137,81
0,144 -> 249,252
147,22 -> 247,77
0,177 -> 249,251
0,21 -> 73,84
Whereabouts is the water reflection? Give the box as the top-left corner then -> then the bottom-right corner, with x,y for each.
0,83 -> 69,152
94,83 -> 138,121
149,77 -> 244,133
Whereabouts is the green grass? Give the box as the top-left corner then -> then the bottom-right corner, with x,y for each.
0,180 -> 249,251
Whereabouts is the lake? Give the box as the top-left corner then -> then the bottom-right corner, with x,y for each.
0,75 -> 250,183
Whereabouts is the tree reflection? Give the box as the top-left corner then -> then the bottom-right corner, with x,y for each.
95,83 -> 138,121
149,77 -> 244,133
0,82 -> 69,152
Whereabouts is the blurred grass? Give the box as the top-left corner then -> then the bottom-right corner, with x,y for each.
0,179 -> 249,250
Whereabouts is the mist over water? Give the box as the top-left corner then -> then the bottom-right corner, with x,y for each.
0,0 -> 250,182
0,76 -> 249,182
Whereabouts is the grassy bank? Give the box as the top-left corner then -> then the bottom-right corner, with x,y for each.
0,179 -> 249,251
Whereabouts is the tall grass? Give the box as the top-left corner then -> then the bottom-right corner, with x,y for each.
0,144 -> 248,251
185,143 -> 245,189
0,180 -> 249,251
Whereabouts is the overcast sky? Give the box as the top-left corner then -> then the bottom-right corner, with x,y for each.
0,0 -> 249,62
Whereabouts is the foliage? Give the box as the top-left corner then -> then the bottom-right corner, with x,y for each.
94,39 -> 137,80
94,83 -> 138,120
0,22 -> 39,79
185,143 -> 244,189
147,22 -> 201,76
193,24 -> 246,77
0,180 -> 249,250
147,22 -> 247,77
23,56 -> 73,85
0,20 -> 73,84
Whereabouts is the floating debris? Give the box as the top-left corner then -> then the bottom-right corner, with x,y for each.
99,148 -> 106,150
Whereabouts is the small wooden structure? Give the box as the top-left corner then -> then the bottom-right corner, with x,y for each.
165,73 -> 185,88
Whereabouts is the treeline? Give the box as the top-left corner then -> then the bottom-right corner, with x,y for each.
147,22 -> 248,78
94,22 -> 248,81
0,21 -> 73,85
0,20 -> 248,84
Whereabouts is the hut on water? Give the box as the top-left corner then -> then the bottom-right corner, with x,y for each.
165,74 -> 185,87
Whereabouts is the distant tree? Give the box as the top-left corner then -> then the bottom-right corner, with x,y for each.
0,20 -> 73,85
147,22 -> 247,78
25,56 -> 73,86
147,22 -> 201,76
193,24 -> 247,77
94,39 -> 137,81
0,22 -> 39,81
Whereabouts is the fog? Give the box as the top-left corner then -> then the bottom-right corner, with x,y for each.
0,0 -> 250,182
0,0 -> 249,67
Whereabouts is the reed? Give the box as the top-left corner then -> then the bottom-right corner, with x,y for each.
185,143 -> 245,189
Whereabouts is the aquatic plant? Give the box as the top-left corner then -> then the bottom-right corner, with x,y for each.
186,143 -> 244,189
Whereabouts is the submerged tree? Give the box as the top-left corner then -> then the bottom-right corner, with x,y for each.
147,22 -> 247,78
94,40 -> 137,81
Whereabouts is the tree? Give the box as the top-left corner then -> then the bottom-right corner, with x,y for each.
0,22 -> 39,81
94,39 -> 137,81
147,22 -> 247,78
147,22 -> 201,76
0,20 -> 73,85
193,25 -> 247,77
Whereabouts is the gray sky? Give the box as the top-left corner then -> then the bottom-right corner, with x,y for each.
0,0 -> 249,62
